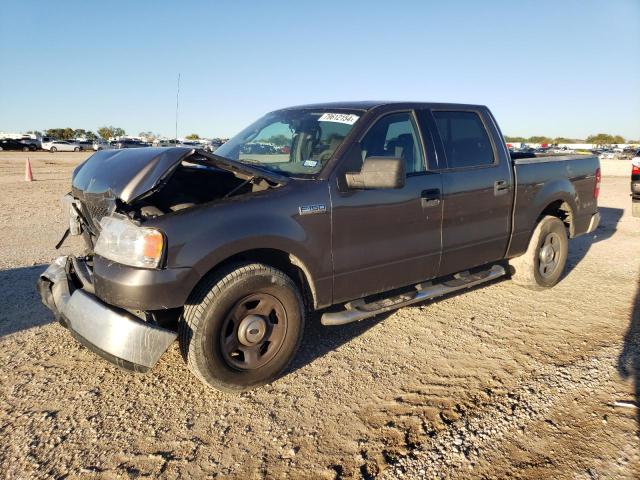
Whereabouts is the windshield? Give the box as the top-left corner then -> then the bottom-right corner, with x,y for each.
215,109 -> 361,176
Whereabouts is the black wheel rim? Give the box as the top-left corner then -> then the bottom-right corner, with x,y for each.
220,293 -> 287,370
538,232 -> 561,277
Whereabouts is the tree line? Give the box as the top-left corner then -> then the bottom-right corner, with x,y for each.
29,127 -> 210,142
505,133 -> 638,144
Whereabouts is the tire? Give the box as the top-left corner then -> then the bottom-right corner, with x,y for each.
50,147 -> 57,153
633,201 -> 640,218
23,146 -> 30,152
179,263 -> 305,392
509,215 -> 568,290
74,147 -> 80,152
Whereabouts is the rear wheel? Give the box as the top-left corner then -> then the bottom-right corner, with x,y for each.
74,147 -> 80,152
509,215 -> 568,290
50,147 -> 57,153
179,263 -> 305,392
22,146 -> 30,152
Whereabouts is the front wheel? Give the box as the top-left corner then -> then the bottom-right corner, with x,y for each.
74,147 -> 80,152
23,146 -> 30,152
179,263 -> 305,392
509,215 -> 568,290
50,147 -> 57,153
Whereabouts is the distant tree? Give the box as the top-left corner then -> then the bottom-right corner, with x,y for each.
266,134 -> 290,146
44,128 -> 76,140
504,136 -> 526,143
553,137 -> 584,144
72,129 -> 97,140
97,126 -> 126,140
139,131 -> 158,142
185,133 -> 200,140
585,133 -> 625,146
112,127 -> 126,138
527,136 -> 553,144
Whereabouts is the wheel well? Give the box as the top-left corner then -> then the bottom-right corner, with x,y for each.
208,249 -> 316,310
539,200 -> 574,236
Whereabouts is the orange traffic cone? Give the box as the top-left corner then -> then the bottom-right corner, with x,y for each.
25,157 -> 33,182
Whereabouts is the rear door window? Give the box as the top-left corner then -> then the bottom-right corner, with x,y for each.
432,111 -> 495,168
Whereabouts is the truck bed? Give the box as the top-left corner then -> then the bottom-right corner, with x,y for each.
507,154 -> 600,258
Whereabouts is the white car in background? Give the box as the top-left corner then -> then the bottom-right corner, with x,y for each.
43,140 -> 81,152
599,150 -> 616,160
93,140 -> 113,151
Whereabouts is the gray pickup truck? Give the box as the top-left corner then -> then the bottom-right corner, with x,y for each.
38,102 -> 601,391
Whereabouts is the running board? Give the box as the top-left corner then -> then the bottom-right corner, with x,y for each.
321,265 -> 506,326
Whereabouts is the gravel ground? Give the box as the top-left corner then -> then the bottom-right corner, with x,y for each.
0,151 -> 639,479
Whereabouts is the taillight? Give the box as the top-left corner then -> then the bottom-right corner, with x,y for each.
594,167 -> 601,199
632,159 -> 640,175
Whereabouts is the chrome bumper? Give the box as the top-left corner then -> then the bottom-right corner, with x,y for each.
37,256 -> 177,372
586,211 -> 601,234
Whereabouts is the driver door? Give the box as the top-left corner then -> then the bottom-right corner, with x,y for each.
329,111 -> 443,304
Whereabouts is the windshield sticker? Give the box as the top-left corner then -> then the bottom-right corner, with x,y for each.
318,113 -> 359,125
303,160 -> 319,168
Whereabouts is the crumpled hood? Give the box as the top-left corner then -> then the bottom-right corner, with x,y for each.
72,147 -> 193,204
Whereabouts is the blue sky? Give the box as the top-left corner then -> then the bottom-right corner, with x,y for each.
1,0 -> 638,139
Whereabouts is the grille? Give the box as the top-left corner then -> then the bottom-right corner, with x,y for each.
72,187 -> 116,234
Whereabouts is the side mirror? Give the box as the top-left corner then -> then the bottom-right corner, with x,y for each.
345,156 -> 405,190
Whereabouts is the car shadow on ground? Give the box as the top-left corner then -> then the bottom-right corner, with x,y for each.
287,276 -> 509,377
0,264 -> 53,338
618,279 -> 640,434
565,206 -> 623,275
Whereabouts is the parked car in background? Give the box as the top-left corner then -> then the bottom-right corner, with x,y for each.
599,150 -> 616,160
75,140 -> 93,151
45,140 -> 81,152
154,139 -> 180,147
632,150 -> 640,217
622,147 -> 638,159
38,101 -> 601,392
114,139 -> 146,149
93,140 -> 113,151
178,141 -> 202,149
0,138 -> 37,151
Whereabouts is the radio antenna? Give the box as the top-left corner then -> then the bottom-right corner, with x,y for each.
175,73 -> 181,141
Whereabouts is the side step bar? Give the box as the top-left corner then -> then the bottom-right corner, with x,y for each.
321,265 -> 506,326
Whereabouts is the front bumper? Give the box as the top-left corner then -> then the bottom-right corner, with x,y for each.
37,256 -> 177,372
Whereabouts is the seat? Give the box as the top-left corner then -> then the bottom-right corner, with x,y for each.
387,133 -> 418,173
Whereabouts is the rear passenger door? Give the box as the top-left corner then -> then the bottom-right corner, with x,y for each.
424,108 -> 513,276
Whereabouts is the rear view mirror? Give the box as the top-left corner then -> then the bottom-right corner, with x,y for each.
345,157 -> 405,190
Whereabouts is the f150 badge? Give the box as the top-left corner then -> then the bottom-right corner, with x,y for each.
299,204 -> 327,216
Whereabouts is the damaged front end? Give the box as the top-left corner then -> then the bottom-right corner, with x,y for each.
38,147 -> 286,372
37,255 -> 177,372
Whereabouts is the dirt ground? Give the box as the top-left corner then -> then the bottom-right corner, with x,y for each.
0,151 -> 639,479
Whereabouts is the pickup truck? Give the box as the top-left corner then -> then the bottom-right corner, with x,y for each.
37,101 -> 601,392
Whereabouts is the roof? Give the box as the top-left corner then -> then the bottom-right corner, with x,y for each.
281,101 -> 487,112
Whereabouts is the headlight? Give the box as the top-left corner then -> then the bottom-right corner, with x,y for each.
95,216 -> 164,268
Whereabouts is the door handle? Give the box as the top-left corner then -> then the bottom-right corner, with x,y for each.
421,189 -> 441,208
494,180 -> 509,196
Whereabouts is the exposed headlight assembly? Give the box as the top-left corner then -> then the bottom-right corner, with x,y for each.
95,216 -> 164,268
61,194 -> 82,235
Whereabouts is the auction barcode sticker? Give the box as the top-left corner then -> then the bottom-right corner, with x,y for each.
318,113 -> 359,125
